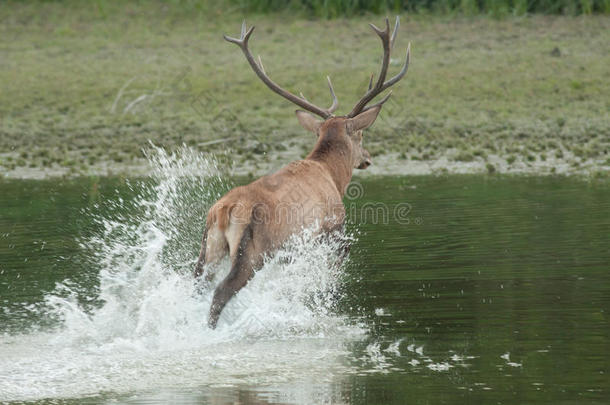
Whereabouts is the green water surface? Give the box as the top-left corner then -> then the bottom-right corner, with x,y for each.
1,175 -> 609,404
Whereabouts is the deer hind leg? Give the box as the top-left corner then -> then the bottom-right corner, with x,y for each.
194,224 -> 229,283
208,221 -> 263,329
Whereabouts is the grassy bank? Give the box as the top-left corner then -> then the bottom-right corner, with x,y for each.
0,1 -> 609,178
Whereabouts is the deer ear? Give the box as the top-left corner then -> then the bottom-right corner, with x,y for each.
348,105 -> 382,132
295,110 -> 323,134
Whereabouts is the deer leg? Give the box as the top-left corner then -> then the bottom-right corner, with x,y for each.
208,260 -> 255,329
194,225 -> 229,284
193,228 -> 208,278
208,222 -> 261,329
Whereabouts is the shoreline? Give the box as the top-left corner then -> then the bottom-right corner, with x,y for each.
2,149 -> 608,180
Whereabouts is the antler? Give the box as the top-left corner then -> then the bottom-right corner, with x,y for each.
224,21 -> 338,119
347,16 -> 410,118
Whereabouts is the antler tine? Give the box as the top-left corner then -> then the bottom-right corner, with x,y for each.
223,20 -> 255,45
368,17 -> 390,37
224,21 -> 337,119
326,76 -> 338,113
368,73 -> 374,91
382,43 -> 410,90
347,17 -> 410,118
390,16 -> 399,49
362,91 -> 392,113
369,17 -> 391,87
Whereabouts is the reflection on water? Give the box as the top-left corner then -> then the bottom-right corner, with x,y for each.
0,150 -> 609,404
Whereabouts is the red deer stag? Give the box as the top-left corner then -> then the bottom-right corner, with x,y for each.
195,17 -> 410,328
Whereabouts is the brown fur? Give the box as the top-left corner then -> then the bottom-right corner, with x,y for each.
195,109 -> 380,328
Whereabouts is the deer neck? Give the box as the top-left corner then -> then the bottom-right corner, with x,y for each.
306,127 -> 353,196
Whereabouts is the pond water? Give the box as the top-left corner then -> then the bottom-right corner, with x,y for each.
1,149 -> 609,404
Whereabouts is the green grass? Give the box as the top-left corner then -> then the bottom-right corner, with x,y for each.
0,1 -> 609,177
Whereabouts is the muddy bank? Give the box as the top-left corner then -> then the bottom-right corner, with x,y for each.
3,148 -> 608,180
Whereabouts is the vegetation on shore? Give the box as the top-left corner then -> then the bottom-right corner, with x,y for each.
232,0 -> 610,17
0,1 -> 609,178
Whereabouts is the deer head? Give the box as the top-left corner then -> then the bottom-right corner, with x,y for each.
224,17 -> 410,170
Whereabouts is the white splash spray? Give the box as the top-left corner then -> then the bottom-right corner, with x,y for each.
0,146 -> 365,402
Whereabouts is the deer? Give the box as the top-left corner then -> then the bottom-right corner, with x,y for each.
194,17 -> 410,329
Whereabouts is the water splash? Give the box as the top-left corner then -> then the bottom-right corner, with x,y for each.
0,146 -> 364,401
49,144 -> 360,347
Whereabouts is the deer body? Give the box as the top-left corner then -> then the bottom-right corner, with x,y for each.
195,18 -> 410,328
